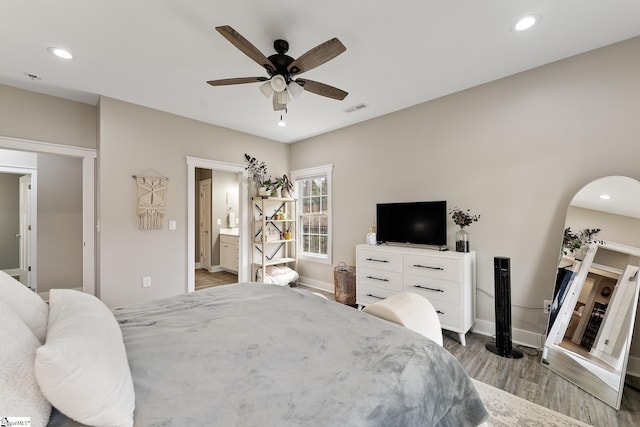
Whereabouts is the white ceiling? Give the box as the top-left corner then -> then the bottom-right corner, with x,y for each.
1,1 -> 639,143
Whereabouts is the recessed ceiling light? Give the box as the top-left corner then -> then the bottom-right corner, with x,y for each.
600,194 -> 611,200
512,14 -> 540,32
47,47 -> 73,59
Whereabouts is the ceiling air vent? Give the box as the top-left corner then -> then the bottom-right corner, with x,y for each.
344,103 -> 369,113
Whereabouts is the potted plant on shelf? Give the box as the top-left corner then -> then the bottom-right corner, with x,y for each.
562,227 -> 603,259
244,154 -> 270,196
449,207 -> 480,253
280,174 -> 294,199
264,177 -> 282,198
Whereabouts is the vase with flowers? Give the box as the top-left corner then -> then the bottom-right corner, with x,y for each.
450,207 -> 480,252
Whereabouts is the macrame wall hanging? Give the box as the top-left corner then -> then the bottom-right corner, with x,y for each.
133,171 -> 168,230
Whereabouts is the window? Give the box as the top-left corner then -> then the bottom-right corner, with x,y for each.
290,165 -> 333,264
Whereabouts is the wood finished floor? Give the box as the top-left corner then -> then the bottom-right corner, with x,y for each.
195,281 -> 640,425
442,331 -> 640,427
194,269 -> 238,290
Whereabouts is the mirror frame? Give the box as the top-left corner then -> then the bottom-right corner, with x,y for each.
542,241 -> 640,409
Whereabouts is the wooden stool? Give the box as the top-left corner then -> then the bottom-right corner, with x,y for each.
363,292 -> 443,346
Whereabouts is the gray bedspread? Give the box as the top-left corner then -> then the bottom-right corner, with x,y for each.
48,283 -> 488,426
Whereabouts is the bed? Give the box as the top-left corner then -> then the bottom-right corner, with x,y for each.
1,271 -> 488,427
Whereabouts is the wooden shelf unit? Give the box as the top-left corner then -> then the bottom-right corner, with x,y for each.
252,197 -> 298,282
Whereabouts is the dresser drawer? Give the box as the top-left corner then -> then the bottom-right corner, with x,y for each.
357,283 -> 398,305
357,267 -> 403,292
357,249 -> 403,272
430,300 -> 463,330
403,274 -> 460,305
404,254 -> 461,281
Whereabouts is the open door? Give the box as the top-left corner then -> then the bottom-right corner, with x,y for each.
1,170 -> 36,291
199,179 -> 212,271
17,174 -> 32,287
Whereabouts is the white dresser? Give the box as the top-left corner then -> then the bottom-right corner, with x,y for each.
356,244 -> 476,345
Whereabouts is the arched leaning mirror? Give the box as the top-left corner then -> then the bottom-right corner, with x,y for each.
542,176 -> 640,409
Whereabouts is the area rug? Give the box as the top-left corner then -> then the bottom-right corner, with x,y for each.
472,379 -> 593,427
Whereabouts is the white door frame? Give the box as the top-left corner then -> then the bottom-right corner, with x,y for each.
186,156 -> 248,293
0,136 -> 97,295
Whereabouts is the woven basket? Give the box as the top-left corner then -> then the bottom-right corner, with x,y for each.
334,262 -> 356,306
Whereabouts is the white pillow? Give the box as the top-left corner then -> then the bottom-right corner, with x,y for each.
34,289 -> 135,427
0,300 -> 52,425
0,270 -> 48,343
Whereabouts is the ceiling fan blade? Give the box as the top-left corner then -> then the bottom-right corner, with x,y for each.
288,38 -> 346,75
296,79 -> 348,100
216,26 -> 275,72
207,77 -> 267,86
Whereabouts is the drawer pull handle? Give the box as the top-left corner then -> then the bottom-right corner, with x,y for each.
366,293 -> 385,300
412,264 -> 444,271
413,285 -> 444,293
366,275 -> 389,282
366,258 -> 389,263
436,310 -> 445,315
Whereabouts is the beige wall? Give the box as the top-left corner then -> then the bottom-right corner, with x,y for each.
98,97 -> 288,307
0,85 -> 97,148
290,36 -> 640,338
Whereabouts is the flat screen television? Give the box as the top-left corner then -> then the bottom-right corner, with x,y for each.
376,201 -> 447,248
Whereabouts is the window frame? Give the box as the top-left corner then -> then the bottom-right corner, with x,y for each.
290,164 -> 333,264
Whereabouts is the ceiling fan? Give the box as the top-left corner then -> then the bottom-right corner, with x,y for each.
207,26 -> 348,111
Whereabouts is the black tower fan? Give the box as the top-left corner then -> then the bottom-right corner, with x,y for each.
486,257 -> 523,358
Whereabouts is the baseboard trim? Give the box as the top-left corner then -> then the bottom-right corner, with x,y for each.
471,319 -> 544,350
297,276 -> 334,293
208,265 -> 223,273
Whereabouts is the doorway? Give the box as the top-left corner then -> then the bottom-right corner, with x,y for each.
187,157 -> 249,293
0,137 -> 96,296
194,167 -> 241,290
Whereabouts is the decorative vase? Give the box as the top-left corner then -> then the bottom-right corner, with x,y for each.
258,186 -> 270,197
455,227 -> 470,253
281,188 -> 291,199
272,187 -> 282,198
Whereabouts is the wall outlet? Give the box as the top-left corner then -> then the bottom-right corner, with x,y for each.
543,299 -> 552,314
142,276 -> 151,288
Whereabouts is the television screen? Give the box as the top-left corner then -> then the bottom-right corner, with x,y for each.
376,201 -> 447,247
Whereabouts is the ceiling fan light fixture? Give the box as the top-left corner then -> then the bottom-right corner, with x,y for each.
287,81 -> 304,100
272,94 -> 286,111
275,90 -> 288,106
259,81 -> 274,97
270,75 -> 287,92
278,114 -> 286,127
